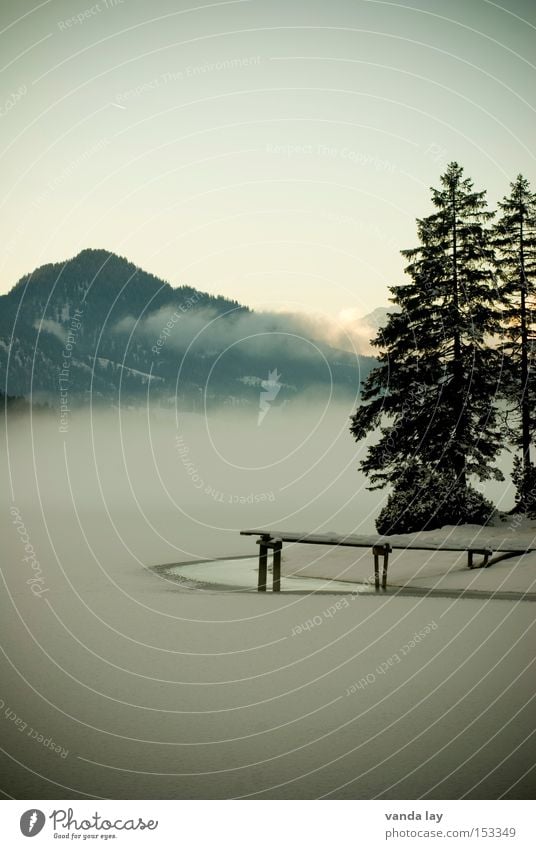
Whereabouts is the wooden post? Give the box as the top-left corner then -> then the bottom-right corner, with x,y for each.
382,544 -> 391,590
373,547 -> 380,592
372,544 -> 391,592
256,535 -> 271,591
467,548 -> 493,569
273,541 -> 282,592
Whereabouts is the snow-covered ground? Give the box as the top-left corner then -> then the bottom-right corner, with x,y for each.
271,519 -> 536,597
1,409 -> 534,799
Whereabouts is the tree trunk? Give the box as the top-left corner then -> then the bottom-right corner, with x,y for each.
451,186 -> 466,488
519,218 -> 531,484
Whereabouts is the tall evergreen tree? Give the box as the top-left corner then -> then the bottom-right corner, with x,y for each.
494,175 -> 536,510
351,162 -> 501,533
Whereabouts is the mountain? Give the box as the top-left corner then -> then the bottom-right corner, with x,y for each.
360,306 -> 400,330
0,249 -> 375,409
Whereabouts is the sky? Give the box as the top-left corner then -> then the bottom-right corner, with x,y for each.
0,0 -> 534,322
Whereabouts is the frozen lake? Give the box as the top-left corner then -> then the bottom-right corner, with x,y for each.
1,407 -> 533,799
165,556 -> 368,593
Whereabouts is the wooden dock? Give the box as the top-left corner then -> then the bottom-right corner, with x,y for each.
240,529 -> 535,593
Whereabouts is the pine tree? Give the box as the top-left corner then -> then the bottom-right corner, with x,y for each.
350,162 -> 502,533
494,175 -> 536,511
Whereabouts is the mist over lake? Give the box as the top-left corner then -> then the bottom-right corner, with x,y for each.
2,403 -> 532,801
3,401 -> 380,565
2,402 -> 516,566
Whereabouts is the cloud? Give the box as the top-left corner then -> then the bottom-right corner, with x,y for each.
330,306 -> 399,354
34,319 -> 66,342
113,305 -> 388,358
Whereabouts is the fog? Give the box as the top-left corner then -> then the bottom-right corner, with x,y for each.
115,305 -> 375,357
1,402 -> 530,801
2,401 -> 388,565
2,400 -> 515,562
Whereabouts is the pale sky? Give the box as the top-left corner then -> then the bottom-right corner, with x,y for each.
0,0 -> 534,321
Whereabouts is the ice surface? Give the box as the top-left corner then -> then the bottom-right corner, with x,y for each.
1,408 -> 534,799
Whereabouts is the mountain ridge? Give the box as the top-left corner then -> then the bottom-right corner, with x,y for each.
0,249 -> 375,408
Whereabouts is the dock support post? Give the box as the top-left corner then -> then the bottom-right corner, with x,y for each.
373,547 -> 380,591
257,535 -> 270,591
467,548 -> 493,569
373,544 -> 391,592
256,535 -> 283,591
382,544 -> 392,590
273,541 -> 282,592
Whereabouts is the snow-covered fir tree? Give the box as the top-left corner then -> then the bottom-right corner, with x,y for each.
350,162 -> 502,533
494,175 -> 536,512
